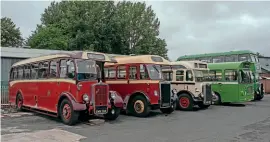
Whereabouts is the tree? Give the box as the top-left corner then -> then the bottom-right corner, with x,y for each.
112,1 -> 168,57
1,17 -> 23,47
27,1 -> 168,58
26,25 -> 69,50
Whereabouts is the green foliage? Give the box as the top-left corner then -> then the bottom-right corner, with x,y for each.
1,17 -> 23,47
26,25 -> 68,50
27,1 -> 168,58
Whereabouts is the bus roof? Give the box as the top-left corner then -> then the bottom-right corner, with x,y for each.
170,61 -> 208,69
208,61 -> 255,70
177,50 -> 256,60
105,55 -> 170,66
12,51 -> 116,67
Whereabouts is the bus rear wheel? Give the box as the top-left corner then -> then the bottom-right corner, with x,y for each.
16,94 -> 23,111
178,94 -> 193,111
130,95 -> 150,117
59,99 -> 79,126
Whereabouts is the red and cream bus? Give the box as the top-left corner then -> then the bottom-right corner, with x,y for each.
9,51 -> 123,125
104,55 -> 177,117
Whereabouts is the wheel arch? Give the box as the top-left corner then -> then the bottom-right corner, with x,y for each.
126,91 -> 150,109
177,90 -> 194,99
57,92 -> 86,116
16,90 -> 24,101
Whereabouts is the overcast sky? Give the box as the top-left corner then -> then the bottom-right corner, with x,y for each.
1,1 -> 270,60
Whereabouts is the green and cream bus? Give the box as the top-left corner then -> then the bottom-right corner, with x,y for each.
207,61 -> 254,104
177,50 -> 264,101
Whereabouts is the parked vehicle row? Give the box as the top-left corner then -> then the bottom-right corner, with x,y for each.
8,51 -> 264,125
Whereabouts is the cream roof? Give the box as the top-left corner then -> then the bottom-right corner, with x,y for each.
170,60 -> 208,69
105,55 -> 170,66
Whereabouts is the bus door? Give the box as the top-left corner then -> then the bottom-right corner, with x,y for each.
222,69 -> 239,102
185,70 -> 195,92
209,70 -> 223,96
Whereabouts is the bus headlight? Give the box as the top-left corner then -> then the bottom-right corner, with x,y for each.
195,88 -> 200,92
110,92 -> 116,99
83,94 -> 89,102
154,90 -> 158,96
172,89 -> 177,95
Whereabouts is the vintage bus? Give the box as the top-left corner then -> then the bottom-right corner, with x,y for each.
162,61 -> 213,110
177,50 -> 264,101
207,61 -> 255,104
9,51 -> 123,125
104,55 -> 177,117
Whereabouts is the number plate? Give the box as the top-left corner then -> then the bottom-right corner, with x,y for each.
95,106 -> 107,114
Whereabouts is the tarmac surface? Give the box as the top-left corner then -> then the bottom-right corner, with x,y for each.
1,95 -> 270,142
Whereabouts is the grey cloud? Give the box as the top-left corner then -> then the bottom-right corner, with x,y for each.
1,1 -> 51,38
147,1 -> 270,60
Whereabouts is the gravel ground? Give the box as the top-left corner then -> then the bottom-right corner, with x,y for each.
1,95 -> 270,142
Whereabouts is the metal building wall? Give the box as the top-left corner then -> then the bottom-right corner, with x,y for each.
1,57 -> 25,82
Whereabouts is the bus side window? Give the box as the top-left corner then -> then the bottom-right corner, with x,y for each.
139,64 -> 148,79
117,66 -> 126,79
209,70 -> 222,81
38,62 -> 49,79
49,61 -> 58,78
107,67 -> 116,79
31,64 -> 38,79
18,66 -> 24,80
176,70 -> 184,81
129,66 -> 137,80
12,68 -> 18,80
67,60 -> 75,79
225,70 -> 237,81
163,71 -> 172,81
186,70 -> 193,81
24,65 -> 31,79
59,60 -> 67,78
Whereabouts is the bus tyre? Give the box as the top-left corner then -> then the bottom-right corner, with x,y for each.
16,94 -> 23,111
130,95 -> 150,117
59,99 -> 79,126
178,94 -> 193,111
104,106 -> 120,120
213,92 -> 221,105
198,102 -> 210,109
256,95 -> 263,101
160,101 -> 176,114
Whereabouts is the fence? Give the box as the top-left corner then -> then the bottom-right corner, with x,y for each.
260,78 -> 270,94
1,81 -> 9,106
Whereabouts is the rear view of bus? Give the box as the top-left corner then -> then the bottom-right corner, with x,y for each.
208,62 -> 254,104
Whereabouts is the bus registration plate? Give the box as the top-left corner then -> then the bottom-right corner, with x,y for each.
95,106 -> 107,114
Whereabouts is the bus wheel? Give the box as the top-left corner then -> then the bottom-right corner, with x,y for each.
59,99 -> 79,125
104,106 -> 120,120
178,94 -> 193,111
16,94 -> 23,111
213,92 -> 221,105
256,95 -> 263,101
160,100 -> 176,114
130,95 -> 150,117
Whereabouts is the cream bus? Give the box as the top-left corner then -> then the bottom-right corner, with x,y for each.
162,61 -> 213,111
